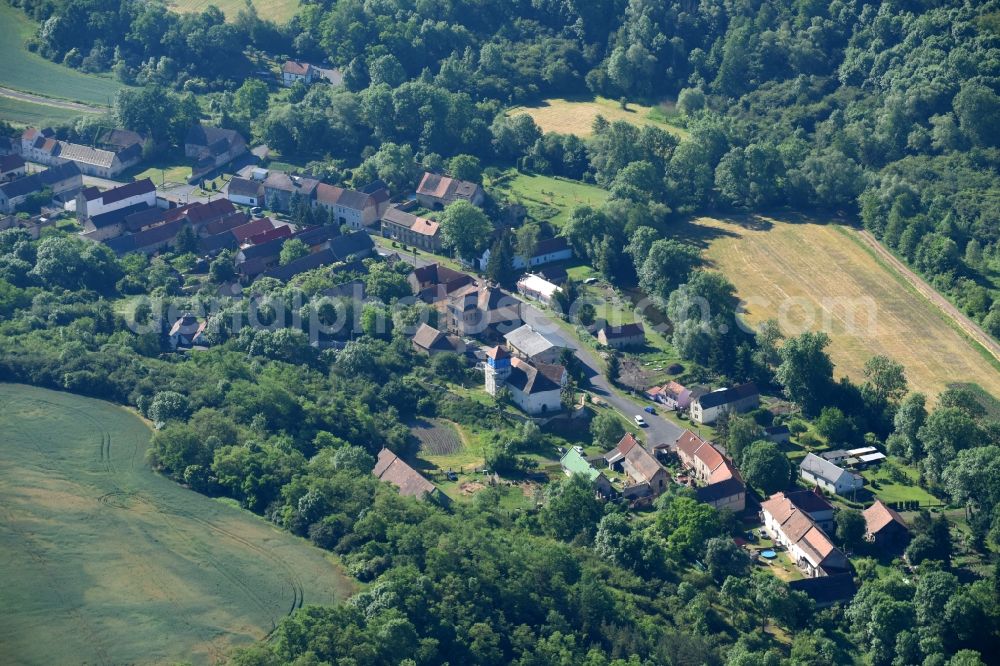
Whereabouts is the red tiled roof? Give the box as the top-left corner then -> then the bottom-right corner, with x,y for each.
864,499 -> 908,535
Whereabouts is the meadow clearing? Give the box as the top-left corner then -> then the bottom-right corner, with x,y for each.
167,0 -> 299,23
506,96 -> 687,139
0,3 -> 122,106
487,169 -> 609,228
0,383 -> 354,666
688,216 -> 1000,400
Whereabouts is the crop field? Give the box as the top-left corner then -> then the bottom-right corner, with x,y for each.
0,383 -> 354,666
689,216 -> 1000,400
166,0 -> 300,23
410,418 -> 463,456
488,170 -> 609,228
0,3 -> 122,105
506,96 -> 687,138
0,95 -> 95,126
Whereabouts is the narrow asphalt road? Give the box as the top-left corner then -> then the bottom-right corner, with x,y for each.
378,240 -> 686,448
0,86 -> 106,114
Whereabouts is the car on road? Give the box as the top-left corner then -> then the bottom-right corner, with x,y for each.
644,406 -> 656,415
250,206 -> 264,217
634,415 -> 647,427
573,445 -> 585,454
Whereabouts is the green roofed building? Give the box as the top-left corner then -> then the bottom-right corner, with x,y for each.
559,449 -> 614,497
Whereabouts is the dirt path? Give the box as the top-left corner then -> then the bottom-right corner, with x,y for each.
855,229 -> 1000,364
0,85 -> 106,113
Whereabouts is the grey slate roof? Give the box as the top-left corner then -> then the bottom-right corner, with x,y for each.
504,324 -> 567,358
800,453 -> 854,485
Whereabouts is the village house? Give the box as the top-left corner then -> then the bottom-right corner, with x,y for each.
760,491 -> 851,578
184,124 -> 247,173
168,313 -> 208,350
646,380 -> 695,411
105,218 -> 188,255
21,127 -> 142,177
0,154 -> 26,182
503,323 -> 570,365
416,171 -> 485,209
689,382 -> 760,425
373,448 -> 439,501
800,453 -> 864,496
863,499 -> 910,551
282,60 -> 315,86
261,172 -> 320,212
76,178 -> 157,222
560,448 -> 614,497
479,235 -> 574,271
604,433 -> 669,499
408,263 -> 475,303
516,273 -> 562,306
674,430 -> 746,512
595,322 -> 645,349
443,282 -> 523,337
411,323 -> 464,355
784,488 -> 836,532
764,425 -> 792,444
381,206 -> 442,251
227,177 -> 263,206
0,162 -> 83,214
315,183 -> 384,230
484,345 -> 566,415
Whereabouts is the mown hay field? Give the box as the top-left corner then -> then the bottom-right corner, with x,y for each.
690,216 -> 1000,400
0,95 -> 96,126
489,169 -> 609,228
0,3 -> 122,105
0,383 -> 354,666
166,0 -> 299,23
506,96 -> 687,138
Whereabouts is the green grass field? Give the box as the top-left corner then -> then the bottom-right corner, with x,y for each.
0,383 -> 355,665
488,169 -> 609,228
167,0 -> 299,23
0,3 -> 123,105
0,95 -> 97,126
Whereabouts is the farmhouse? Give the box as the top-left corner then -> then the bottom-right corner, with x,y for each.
484,345 -> 566,415
800,453 -> 864,496
416,171 -> 485,209
282,60 -> 314,86
168,314 -> 207,350
479,235 -> 574,270
595,322 -> 645,349
516,273 -> 562,305
0,162 -> 83,213
863,499 -> 910,551
647,381 -> 694,410
21,127 -> 141,177
408,263 -> 475,303
689,382 -> 759,425
411,323 -> 464,355
105,218 -> 188,255
76,178 -> 156,222
184,124 -> 247,172
674,430 -> 746,512
261,172 -> 320,212
443,282 -> 522,337
227,177 -> 263,206
760,491 -> 850,578
381,206 -> 442,251
559,448 -> 614,497
0,154 -> 26,182
373,448 -> 439,500
503,323 -> 569,364
604,433 -> 669,499
315,184 -> 383,229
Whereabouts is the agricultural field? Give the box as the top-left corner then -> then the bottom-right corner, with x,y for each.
0,383 -> 354,666
506,95 -> 687,139
166,0 -> 299,23
689,216 -> 1000,400
0,3 -> 122,106
487,169 -> 609,228
0,95 -> 95,127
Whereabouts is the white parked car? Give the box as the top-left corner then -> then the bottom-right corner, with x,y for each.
574,445 -> 585,454
634,415 -> 647,427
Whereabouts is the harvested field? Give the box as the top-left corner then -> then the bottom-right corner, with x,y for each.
0,384 -> 354,665
506,96 -> 686,138
690,216 -> 1000,400
409,418 -> 462,456
167,0 -> 299,23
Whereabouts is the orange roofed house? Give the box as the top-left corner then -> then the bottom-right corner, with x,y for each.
863,499 -> 910,551
604,433 -> 669,499
761,491 -> 850,578
674,430 -> 746,512
416,171 -> 485,210
373,448 -> 440,501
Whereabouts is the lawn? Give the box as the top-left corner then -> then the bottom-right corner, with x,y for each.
0,3 -> 123,105
861,463 -> 940,507
131,161 -> 193,187
0,383 -> 354,666
0,95 -> 97,126
167,0 -> 299,22
687,215 -> 1000,401
488,169 -> 609,228
506,95 -> 687,139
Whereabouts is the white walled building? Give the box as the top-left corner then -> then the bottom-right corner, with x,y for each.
76,179 -> 157,221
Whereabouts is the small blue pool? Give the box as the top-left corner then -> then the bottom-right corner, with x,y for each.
761,549 -> 777,559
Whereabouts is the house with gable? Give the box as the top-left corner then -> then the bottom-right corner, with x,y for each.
184,124 -> 247,172
559,448 -> 614,497
674,430 -> 746,512
863,499 -> 910,551
416,171 -> 485,209
799,453 -> 864,496
595,322 -> 645,349
381,206 -> 442,251
604,433 -> 669,499
647,380 -> 695,411
484,345 -> 566,415
282,60 -> 315,86
503,323 -> 570,365
761,491 -> 851,578
411,323 -> 464,355
373,448 -> 440,501
689,383 -> 759,425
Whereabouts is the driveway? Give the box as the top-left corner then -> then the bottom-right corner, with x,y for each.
378,239 -> 686,448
